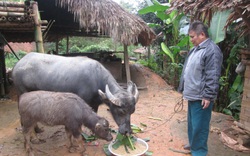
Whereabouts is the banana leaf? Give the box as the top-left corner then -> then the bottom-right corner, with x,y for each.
210,10 -> 231,43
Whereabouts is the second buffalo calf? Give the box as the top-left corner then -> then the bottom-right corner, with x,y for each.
18,90 -> 113,156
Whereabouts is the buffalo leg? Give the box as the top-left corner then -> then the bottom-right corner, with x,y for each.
66,128 -> 77,153
23,126 -> 35,156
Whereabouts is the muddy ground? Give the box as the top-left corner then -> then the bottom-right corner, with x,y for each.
0,64 -> 250,156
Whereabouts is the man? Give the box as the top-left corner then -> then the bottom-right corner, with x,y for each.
178,21 -> 223,156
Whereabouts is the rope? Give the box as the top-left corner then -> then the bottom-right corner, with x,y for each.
174,96 -> 184,113
143,96 -> 184,132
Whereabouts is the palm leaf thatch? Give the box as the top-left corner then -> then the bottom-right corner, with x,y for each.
169,0 -> 250,37
55,0 -> 156,46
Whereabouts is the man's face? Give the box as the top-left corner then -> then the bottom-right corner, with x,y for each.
189,30 -> 206,46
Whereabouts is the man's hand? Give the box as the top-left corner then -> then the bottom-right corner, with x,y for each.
201,99 -> 210,109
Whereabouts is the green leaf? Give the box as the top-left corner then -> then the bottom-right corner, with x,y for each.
156,11 -> 169,21
210,10 -> 231,43
131,124 -> 143,133
81,132 -> 97,142
231,75 -> 242,91
147,23 -> 161,28
138,5 -> 169,14
152,0 -> 161,5
161,42 -> 175,63
112,133 -> 136,151
222,108 -> 232,116
177,36 -> 189,47
145,151 -> 153,156
103,144 -> 112,156
140,122 -> 147,127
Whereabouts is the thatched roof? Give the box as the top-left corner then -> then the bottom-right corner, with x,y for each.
0,0 -> 156,46
169,0 -> 250,37
55,0 -> 156,46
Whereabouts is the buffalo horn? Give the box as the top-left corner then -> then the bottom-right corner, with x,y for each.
133,83 -> 139,103
127,81 -> 139,103
98,89 -> 107,100
105,85 -> 122,107
127,80 -> 134,93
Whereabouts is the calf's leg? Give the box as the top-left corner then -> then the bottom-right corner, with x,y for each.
23,126 -> 35,156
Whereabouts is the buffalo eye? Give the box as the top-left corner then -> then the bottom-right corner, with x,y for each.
118,108 -> 126,115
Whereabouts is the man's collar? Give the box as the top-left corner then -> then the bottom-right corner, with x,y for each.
197,38 -> 210,50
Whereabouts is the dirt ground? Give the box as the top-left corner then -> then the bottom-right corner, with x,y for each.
0,64 -> 250,156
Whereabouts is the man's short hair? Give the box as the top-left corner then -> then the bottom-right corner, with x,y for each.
188,21 -> 209,37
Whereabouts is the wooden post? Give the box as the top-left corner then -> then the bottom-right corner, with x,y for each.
147,46 -> 151,60
32,1 -> 44,53
0,42 -> 6,96
66,36 -> 69,54
124,45 -> 131,83
55,36 -> 59,54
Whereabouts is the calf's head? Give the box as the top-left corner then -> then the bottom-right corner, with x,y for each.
98,81 -> 139,135
95,118 -> 113,141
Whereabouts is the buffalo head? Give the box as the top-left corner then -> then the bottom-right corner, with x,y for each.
98,81 -> 139,135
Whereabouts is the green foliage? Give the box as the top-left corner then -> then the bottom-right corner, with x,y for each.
69,45 -> 81,53
5,51 -> 26,68
222,75 -> 243,120
217,27 -> 247,119
138,0 -> 188,88
81,45 -> 109,53
137,56 -> 158,72
112,133 -> 136,152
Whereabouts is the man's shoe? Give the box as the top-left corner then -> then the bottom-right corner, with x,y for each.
183,144 -> 190,150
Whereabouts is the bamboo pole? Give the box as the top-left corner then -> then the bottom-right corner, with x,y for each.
32,1 -> 44,53
124,45 -> 131,82
0,33 -> 19,60
0,28 -> 34,31
0,1 -> 26,8
0,6 -> 30,13
40,20 -> 48,25
43,20 -> 54,40
0,22 -> 34,27
0,11 -> 26,16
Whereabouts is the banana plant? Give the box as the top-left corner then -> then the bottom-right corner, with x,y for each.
139,0 -> 187,63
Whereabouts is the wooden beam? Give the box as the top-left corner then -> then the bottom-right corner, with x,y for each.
124,45 -> 131,82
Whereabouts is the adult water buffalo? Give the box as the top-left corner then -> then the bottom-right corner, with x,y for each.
12,52 -> 139,135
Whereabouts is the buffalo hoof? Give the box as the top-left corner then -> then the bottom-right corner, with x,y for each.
69,146 -> 86,153
69,146 -> 77,153
34,126 -> 44,133
31,138 -> 46,144
27,151 -> 35,156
